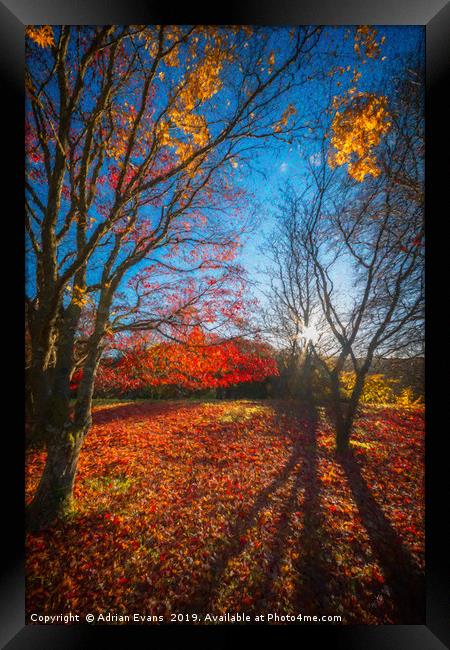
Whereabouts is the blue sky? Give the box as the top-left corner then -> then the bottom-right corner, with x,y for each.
26,25 -> 424,329
232,25 -> 424,303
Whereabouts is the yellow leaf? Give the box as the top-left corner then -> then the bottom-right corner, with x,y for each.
26,25 -> 55,48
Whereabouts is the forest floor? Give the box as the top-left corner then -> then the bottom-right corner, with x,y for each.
26,399 -> 424,624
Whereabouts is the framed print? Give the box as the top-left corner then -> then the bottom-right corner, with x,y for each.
1,0 -> 449,647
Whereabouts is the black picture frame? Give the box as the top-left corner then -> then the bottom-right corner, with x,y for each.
2,1 -> 449,647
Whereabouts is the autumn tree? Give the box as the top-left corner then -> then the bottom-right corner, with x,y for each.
326,76 -> 423,446
261,26 -> 389,403
25,25 -> 322,529
264,28 -> 424,451
313,40 -> 424,452
93,327 -> 278,396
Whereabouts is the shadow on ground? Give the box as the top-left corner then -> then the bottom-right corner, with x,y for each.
185,400 -> 335,616
183,400 -> 424,623
92,399 -> 219,425
340,448 -> 425,623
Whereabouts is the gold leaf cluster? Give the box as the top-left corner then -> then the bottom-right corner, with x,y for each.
26,25 -> 55,48
354,25 -> 385,61
328,93 -> 391,181
272,104 -> 297,133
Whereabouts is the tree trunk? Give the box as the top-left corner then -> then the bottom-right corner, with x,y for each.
335,368 -> 368,454
301,346 -> 313,403
329,372 -> 350,454
27,305 -> 64,447
27,358 -> 95,532
26,339 -> 97,532
27,366 -> 56,447
336,417 -> 350,454
26,361 -> 98,531
26,422 -> 87,531
27,294 -> 110,531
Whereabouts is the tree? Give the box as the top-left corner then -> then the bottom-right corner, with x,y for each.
261,25 -> 394,405
94,328 -> 278,395
313,64 -> 423,451
261,185 -> 322,401
25,25 -> 322,529
263,31 -> 424,452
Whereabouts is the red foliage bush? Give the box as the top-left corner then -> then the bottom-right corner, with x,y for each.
95,328 -> 279,395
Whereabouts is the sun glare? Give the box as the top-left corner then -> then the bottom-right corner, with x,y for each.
302,324 -> 318,343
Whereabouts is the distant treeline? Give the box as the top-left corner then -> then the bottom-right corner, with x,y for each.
104,356 -> 424,404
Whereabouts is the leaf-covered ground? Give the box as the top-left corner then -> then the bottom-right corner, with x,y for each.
26,399 -> 424,624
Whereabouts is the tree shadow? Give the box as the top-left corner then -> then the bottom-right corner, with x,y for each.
340,448 -> 425,623
92,400 -> 206,425
184,402 -> 305,612
289,401 -> 333,613
92,398 -> 272,431
185,400 -> 334,614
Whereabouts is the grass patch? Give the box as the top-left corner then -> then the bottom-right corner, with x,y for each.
84,473 -> 133,494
